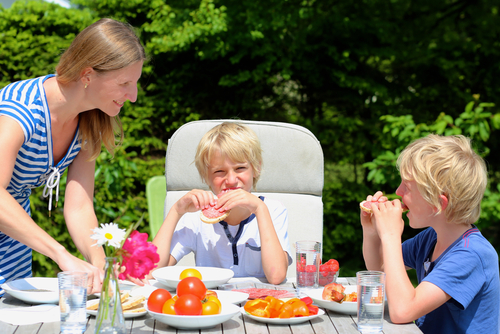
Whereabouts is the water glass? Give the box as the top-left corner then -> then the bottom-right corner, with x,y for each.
357,271 -> 385,333
295,241 -> 321,289
58,271 -> 88,334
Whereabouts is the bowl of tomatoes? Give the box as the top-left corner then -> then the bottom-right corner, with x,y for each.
147,275 -> 240,329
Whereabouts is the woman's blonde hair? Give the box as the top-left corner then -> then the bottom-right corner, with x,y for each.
397,134 -> 487,225
195,122 -> 263,189
56,18 -> 146,159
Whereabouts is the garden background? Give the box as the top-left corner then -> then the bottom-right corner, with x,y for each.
1,0 -> 499,278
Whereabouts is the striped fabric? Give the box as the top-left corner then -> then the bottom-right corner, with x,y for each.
0,75 -> 82,296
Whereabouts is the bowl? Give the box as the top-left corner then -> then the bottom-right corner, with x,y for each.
152,266 -> 234,289
306,284 -> 358,315
147,302 -> 240,329
1,277 -> 59,304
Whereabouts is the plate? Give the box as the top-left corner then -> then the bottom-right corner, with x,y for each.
240,307 -> 325,324
306,285 -> 357,315
152,266 -> 234,289
147,302 -> 240,329
86,300 -> 147,319
215,290 -> 249,304
1,277 -> 59,304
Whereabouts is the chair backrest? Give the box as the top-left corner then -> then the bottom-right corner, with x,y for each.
146,175 -> 167,239
164,119 -> 324,278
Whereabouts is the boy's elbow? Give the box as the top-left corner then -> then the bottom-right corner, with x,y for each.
388,307 -> 416,324
266,270 -> 287,285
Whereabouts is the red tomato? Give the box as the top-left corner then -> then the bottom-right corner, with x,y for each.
177,276 -> 207,300
174,294 -> 203,315
147,289 -> 172,313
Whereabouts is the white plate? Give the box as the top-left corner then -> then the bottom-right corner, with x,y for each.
147,302 -> 240,329
215,290 -> 249,304
240,307 -> 325,324
86,300 -> 147,318
1,277 -> 59,304
306,285 -> 357,315
152,266 -> 234,289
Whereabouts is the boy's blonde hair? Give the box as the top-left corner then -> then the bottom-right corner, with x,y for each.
195,122 -> 263,189
397,134 -> 487,225
56,18 -> 146,160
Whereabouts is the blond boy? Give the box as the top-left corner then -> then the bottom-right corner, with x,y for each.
153,122 -> 291,284
361,134 -> 499,333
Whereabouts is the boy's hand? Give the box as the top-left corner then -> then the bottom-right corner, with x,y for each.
360,191 -> 388,234
216,188 -> 263,213
370,199 -> 405,240
174,189 -> 216,216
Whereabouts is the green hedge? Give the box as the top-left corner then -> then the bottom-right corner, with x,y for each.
1,0 -> 499,278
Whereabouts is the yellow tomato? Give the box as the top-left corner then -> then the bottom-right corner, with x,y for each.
162,298 -> 176,315
202,300 -> 221,315
179,268 -> 202,280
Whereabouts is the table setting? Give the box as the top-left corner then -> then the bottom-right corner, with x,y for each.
0,237 -> 423,334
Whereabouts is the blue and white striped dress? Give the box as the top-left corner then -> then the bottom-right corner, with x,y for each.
0,75 -> 82,296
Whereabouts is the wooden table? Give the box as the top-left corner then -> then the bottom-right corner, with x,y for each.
0,277 -> 422,334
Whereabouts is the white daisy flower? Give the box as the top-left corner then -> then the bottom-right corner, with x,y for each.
91,223 -> 126,248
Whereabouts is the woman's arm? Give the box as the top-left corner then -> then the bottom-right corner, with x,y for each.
0,116 -> 101,291
64,148 -> 106,272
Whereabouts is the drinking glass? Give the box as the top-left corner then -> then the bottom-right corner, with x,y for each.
295,241 -> 321,289
58,271 -> 88,334
357,271 -> 385,333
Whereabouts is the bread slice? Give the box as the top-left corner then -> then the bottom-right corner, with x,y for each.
200,209 -> 231,224
86,299 -> 99,311
121,295 -> 146,310
123,302 -> 146,313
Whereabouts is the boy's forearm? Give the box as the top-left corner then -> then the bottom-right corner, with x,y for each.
153,209 -> 183,268
362,227 -> 384,270
380,234 -> 417,322
255,205 -> 288,284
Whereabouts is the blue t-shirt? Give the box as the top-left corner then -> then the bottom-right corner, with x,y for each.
402,226 -> 500,334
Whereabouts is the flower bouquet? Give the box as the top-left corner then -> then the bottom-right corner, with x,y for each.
90,216 -> 159,334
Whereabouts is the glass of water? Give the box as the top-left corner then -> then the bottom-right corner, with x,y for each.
58,271 -> 88,334
357,271 -> 385,333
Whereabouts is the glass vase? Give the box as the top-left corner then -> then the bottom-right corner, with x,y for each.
94,257 -> 126,334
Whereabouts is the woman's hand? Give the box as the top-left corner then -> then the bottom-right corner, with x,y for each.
56,251 -> 103,295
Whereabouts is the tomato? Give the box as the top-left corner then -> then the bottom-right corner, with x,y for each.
205,295 -> 221,309
177,276 -> 207,300
179,268 -> 203,280
147,289 -> 172,313
322,282 -> 345,302
174,294 -> 203,315
162,298 -> 176,315
202,300 -> 221,315
205,290 -> 218,298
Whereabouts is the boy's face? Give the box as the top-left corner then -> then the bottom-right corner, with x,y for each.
206,151 -> 254,195
396,179 -> 436,228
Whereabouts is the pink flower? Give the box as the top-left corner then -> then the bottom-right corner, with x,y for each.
119,231 -> 159,280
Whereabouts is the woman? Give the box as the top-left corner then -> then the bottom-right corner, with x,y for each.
0,18 -> 146,296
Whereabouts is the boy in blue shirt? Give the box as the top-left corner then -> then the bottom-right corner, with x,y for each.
361,134 -> 500,333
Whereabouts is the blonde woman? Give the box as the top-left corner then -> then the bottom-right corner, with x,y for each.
0,18 -> 145,296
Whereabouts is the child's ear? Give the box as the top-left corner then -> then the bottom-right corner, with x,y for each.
439,194 -> 449,211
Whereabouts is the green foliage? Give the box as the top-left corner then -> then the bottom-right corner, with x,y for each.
2,0 -> 499,277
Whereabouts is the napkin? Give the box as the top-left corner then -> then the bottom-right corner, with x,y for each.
0,304 -> 60,325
